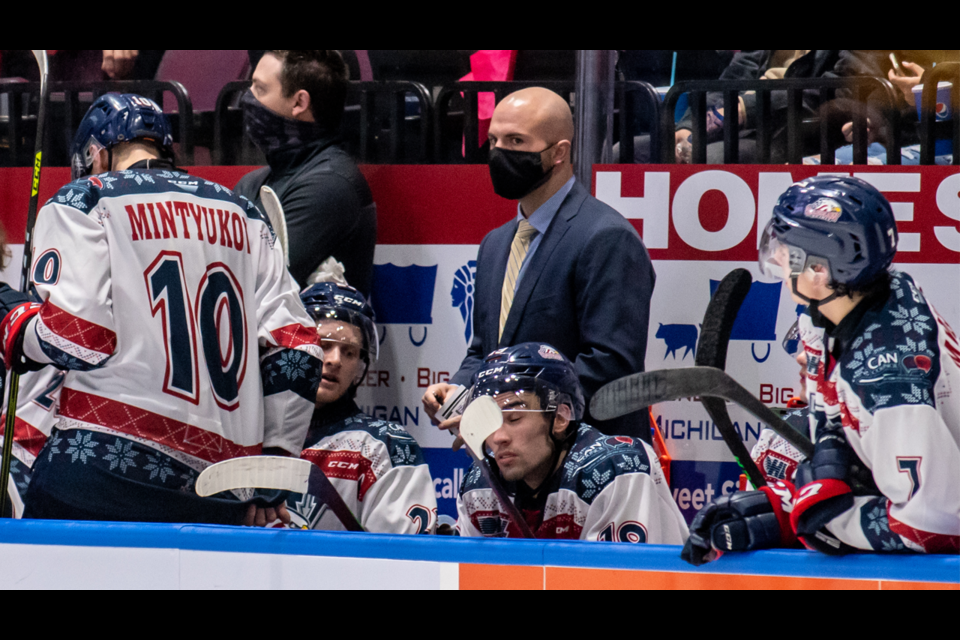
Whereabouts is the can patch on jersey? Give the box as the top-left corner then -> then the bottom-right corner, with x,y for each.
539,345 -> 563,361
804,198 -> 843,223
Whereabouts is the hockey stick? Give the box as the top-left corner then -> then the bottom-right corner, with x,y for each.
1,50 -> 49,518
590,367 -> 814,459
695,269 -> 768,489
259,186 -> 289,267
459,396 -> 536,539
196,456 -> 365,532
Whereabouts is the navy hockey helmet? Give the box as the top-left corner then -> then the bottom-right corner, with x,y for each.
71,93 -> 175,180
300,282 -> 378,363
470,343 -> 585,422
759,176 -> 898,292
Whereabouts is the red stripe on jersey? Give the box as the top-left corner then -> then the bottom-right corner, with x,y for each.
302,448 -> 377,501
0,415 -> 48,458
271,324 -> 319,350
59,389 -> 261,464
888,508 -> 960,554
39,302 -> 117,355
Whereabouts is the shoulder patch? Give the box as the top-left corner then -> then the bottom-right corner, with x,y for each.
563,426 -> 652,505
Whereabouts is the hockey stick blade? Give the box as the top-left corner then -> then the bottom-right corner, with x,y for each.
459,397 -> 536,539
197,456 -> 313,496
591,367 -> 814,458
259,186 -> 289,266
196,456 -> 365,532
696,268 -> 767,489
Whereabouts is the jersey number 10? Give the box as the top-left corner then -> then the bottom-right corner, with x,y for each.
145,251 -> 247,411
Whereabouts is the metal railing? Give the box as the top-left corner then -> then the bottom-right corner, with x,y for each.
661,77 -> 903,165
433,80 -> 662,164
0,80 -> 193,167
918,62 -> 959,165
214,80 -> 433,165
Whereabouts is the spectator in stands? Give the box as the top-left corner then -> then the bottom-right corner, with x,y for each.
0,50 -> 164,81
235,50 -> 377,294
670,50 -> 892,164
421,87 -> 656,442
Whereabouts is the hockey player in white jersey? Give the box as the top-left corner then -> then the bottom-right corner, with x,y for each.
457,343 -> 688,543
282,282 -> 437,534
683,176 -> 959,564
0,93 -> 322,525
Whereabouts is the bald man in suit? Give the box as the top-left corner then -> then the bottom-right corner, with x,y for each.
423,88 -> 655,442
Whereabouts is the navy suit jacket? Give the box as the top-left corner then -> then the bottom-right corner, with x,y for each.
450,181 -> 655,438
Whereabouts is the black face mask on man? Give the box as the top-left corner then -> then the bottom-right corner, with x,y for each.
240,89 -> 326,158
488,144 -> 557,200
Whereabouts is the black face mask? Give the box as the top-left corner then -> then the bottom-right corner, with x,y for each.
241,89 -> 326,158
488,144 -> 556,200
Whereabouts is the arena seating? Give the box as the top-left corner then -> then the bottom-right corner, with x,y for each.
1,56 -> 957,167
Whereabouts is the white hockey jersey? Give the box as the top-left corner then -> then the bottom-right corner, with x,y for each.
284,399 -> 437,534
457,424 -> 689,543
798,272 -> 960,554
22,169 -> 322,476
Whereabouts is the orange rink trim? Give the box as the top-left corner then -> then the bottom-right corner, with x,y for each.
456,568 -> 959,591
461,565 -> 544,590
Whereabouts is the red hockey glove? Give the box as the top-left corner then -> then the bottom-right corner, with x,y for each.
1,302 -> 41,371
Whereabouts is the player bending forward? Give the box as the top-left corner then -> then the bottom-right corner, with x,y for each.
280,283 -> 437,534
457,343 -> 688,542
1,94 -> 322,525
683,176 -> 959,564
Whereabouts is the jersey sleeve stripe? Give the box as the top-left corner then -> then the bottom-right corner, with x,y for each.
888,507 -> 960,554
59,388 -> 262,465
270,324 -> 320,351
302,448 -> 377,501
0,415 -> 48,459
37,302 -> 117,359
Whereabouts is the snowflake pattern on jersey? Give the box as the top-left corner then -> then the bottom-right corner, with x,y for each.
261,348 -> 322,403
842,273 -> 941,413
103,438 -> 139,473
144,454 -> 177,484
65,432 -> 98,464
45,433 -> 63,463
860,497 -> 906,552
9,458 -> 32,494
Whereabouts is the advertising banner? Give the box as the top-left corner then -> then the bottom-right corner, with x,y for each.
0,164 -> 956,524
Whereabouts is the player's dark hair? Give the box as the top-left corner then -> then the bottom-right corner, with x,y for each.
829,269 -> 892,301
269,50 -> 349,131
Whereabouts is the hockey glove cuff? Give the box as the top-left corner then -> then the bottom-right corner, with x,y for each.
1,302 -> 42,373
790,478 -> 856,555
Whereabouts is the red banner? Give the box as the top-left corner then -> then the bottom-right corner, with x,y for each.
594,165 -> 960,265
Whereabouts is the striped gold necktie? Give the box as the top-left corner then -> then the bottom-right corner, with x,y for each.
500,219 -> 539,340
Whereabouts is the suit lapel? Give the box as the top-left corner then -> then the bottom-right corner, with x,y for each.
500,183 -> 587,346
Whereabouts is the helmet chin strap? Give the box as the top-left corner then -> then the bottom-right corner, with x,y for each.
791,277 -> 840,328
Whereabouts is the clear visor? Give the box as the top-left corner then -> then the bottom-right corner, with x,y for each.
758,220 -> 808,283
310,308 -> 378,361
71,136 -> 104,180
469,375 -> 580,420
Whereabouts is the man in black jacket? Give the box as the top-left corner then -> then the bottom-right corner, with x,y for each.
235,50 -> 377,294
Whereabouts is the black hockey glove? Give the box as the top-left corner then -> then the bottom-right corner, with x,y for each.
790,427 -> 861,555
681,482 -> 798,567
